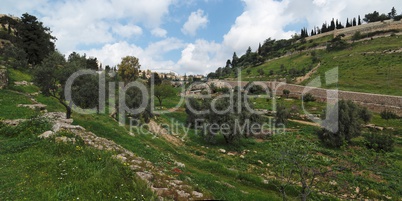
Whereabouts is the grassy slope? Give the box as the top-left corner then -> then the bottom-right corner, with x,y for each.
2,68 -> 401,200
240,35 -> 402,96
0,68 -> 156,200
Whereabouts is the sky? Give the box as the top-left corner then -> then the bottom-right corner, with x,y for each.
1,0 -> 400,75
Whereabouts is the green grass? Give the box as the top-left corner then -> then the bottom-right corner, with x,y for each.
0,118 -> 156,200
0,89 -> 38,119
240,36 -> 402,96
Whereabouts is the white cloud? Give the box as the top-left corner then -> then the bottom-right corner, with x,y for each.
181,9 -> 209,36
223,0 -> 294,55
112,24 -> 143,38
177,40 -> 227,74
151,27 -> 168,38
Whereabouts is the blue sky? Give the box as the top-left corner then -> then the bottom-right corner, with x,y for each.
1,0 -> 400,75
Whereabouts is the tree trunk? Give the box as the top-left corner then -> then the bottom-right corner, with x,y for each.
66,106 -> 72,119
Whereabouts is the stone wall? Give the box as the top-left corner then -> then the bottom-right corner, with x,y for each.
0,65 -> 8,89
225,81 -> 402,116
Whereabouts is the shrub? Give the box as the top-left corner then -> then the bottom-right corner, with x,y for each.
318,100 -> 363,148
380,109 -> 399,121
302,93 -> 316,102
282,89 -> 290,98
364,132 -> 394,152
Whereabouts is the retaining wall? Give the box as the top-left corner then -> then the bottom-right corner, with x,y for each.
0,66 -> 7,89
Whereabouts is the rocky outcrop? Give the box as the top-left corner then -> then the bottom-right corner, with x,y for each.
0,65 -> 7,89
39,112 -> 205,200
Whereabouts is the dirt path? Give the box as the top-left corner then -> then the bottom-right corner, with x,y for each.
289,119 -> 320,127
148,120 -> 183,146
295,63 -> 321,84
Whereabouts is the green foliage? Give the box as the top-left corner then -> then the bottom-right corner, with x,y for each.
318,100 -> 364,148
117,56 -> 140,84
327,34 -> 349,51
244,82 -> 267,95
153,82 -> 176,106
302,93 -> 316,102
352,31 -> 362,41
282,89 -> 290,98
17,13 -> 56,65
380,109 -> 399,121
364,132 -> 395,152
275,103 -> 290,126
359,107 -> 372,124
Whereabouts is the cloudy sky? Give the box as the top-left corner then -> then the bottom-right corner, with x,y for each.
1,0 -> 399,75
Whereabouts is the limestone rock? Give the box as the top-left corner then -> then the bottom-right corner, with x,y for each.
38,131 -> 55,139
219,149 -> 226,153
192,191 -> 203,198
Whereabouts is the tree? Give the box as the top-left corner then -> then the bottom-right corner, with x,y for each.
17,13 -> 56,66
117,56 -> 140,85
246,46 -> 252,56
283,89 -> 290,98
275,103 -> 289,127
232,52 -> 239,68
352,17 -> 357,26
273,136 -> 330,201
317,100 -> 364,148
358,15 -> 362,25
33,52 -> 73,118
352,31 -> 362,42
1,43 -> 28,69
359,107 -> 372,124
246,69 -> 251,75
86,57 -> 99,70
225,59 -> 231,68
153,82 -> 176,106
390,7 -> 397,19
148,73 -> 162,86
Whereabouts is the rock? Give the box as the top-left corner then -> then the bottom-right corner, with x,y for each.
263,180 -> 269,184
174,161 -> 185,168
192,191 -> 203,198
176,190 -> 190,199
114,154 -> 127,162
329,180 -> 337,186
355,186 -> 360,194
38,131 -> 55,139
152,187 -> 169,196
14,81 -> 33,86
17,104 -> 47,110
1,119 -> 26,126
266,163 -> 271,167
240,155 -> 245,159
55,136 -> 75,144
227,152 -> 236,156
257,160 -> 263,165
136,172 -> 153,181
219,149 -> 226,153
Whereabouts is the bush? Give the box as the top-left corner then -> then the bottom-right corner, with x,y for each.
318,100 -> 364,148
302,93 -> 316,102
283,89 -> 290,98
364,132 -> 394,152
380,109 -> 399,121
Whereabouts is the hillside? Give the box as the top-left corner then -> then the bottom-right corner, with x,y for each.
218,21 -> 402,96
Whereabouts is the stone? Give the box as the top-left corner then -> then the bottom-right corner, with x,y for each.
152,187 -> 169,196
17,104 -> 47,110
192,191 -> 203,198
257,160 -> 264,165
136,172 -> 153,181
176,190 -> 190,199
38,131 -> 55,139
55,136 -> 68,143
227,152 -> 236,156
240,155 -> 245,159
219,149 -> 226,153
174,161 -> 185,168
